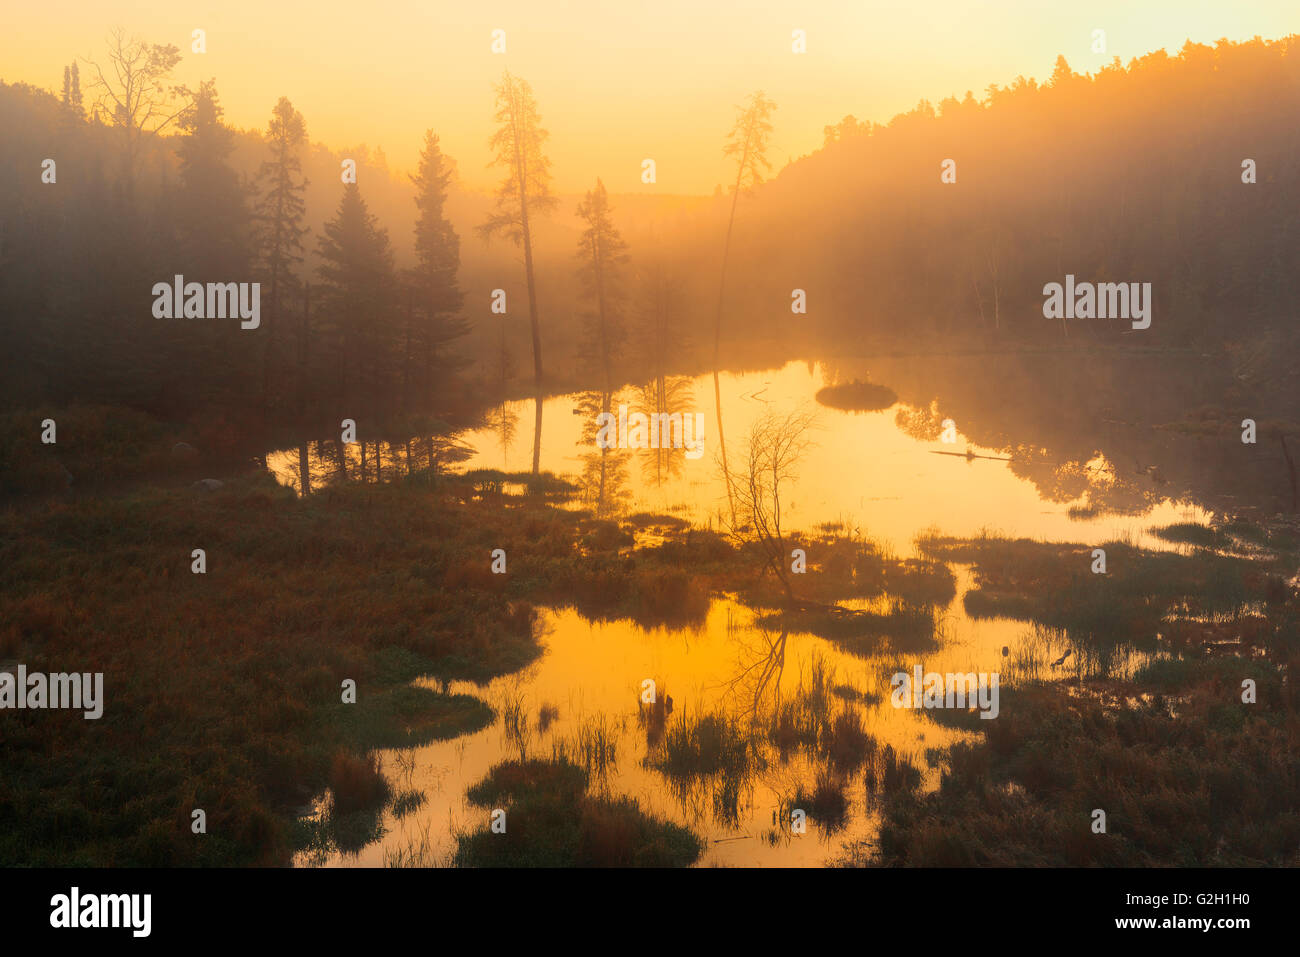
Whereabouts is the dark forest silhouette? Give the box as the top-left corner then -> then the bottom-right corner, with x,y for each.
3,34 -> 1299,462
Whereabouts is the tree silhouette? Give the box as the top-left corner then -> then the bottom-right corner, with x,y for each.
573,177 -> 630,513
316,183 -> 398,415
713,91 -> 776,526
479,71 -> 557,474
253,97 -> 310,414
83,28 -> 184,199
409,129 -> 467,409
60,63 -> 83,117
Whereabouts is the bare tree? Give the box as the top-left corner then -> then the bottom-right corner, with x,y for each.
728,408 -> 815,606
726,619 -> 790,719
83,28 -> 184,198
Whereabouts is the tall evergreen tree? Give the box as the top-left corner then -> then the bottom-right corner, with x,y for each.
60,63 -> 83,117
573,178 -> 630,514
479,71 -> 556,474
253,97 -> 310,413
175,79 -> 248,273
409,129 -> 467,408
316,183 -> 398,417
166,79 -> 251,412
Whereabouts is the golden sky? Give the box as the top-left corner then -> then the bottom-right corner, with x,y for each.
3,1 -> 1296,194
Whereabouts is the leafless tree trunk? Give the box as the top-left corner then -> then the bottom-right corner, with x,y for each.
728,409 -> 816,607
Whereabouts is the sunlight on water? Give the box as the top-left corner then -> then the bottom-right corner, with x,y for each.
296,569 -> 1150,868
281,357 -> 1204,866
453,359 -> 1209,553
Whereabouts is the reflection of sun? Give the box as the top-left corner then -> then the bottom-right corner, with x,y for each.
1084,452 -> 1118,487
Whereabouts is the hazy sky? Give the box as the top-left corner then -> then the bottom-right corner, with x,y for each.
3,1 -> 1296,194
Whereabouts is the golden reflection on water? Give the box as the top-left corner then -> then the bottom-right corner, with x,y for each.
297,571 -> 1151,868
283,357 -> 1195,866
457,359 -> 1208,553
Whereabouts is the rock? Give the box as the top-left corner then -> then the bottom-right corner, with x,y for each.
191,479 -> 223,492
172,442 -> 198,457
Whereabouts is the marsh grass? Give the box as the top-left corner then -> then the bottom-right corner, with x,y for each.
0,455 -> 744,865
500,693 -> 532,758
313,749 -> 391,856
789,769 -> 851,832
383,818 -> 443,867
536,702 -> 560,734
863,743 -> 923,797
390,789 -> 427,819
825,521 -> 1300,866
649,709 -> 756,781
573,714 -> 619,777
746,534 -> 956,611
920,533 -> 1265,658
756,599 -> 939,657
1153,522 -> 1229,549
0,405 -> 185,496
455,757 -> 702,867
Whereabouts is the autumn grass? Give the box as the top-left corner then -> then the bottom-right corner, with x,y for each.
649,710 -> 757,782
0,405 -> 182,496
864,672 -> 1300,866
855,526 -> 1300,867
0,412 -> 816,865
918,532 -> 1273,653
1,445 -> 720,865
768,657 -> 877,771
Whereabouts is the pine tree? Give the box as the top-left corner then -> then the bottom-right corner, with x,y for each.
409,129 -> 467,408
175,80 -> 248,274
575,178 -> 629,393
636,264 -> 693,487
169,79 -> 252,411
253,97 -> 310,413
479,71 -> 557,474
316,183 -> 398,417
573,178 -> 630,514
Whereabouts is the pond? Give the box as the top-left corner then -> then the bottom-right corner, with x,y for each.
285,354 -> 1213,866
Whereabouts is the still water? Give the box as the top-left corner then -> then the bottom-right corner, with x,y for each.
282,357 -> 1209,866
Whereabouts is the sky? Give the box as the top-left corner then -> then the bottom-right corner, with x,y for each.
2,1 -> 1297,194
